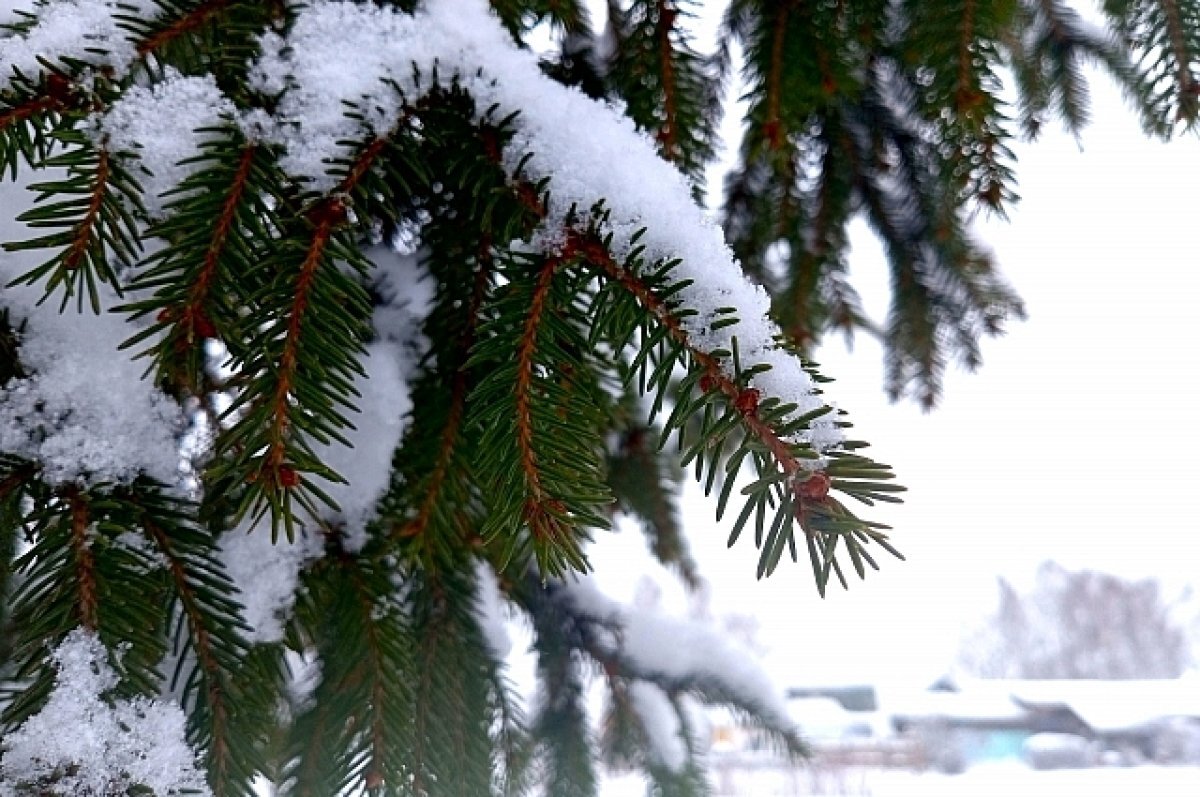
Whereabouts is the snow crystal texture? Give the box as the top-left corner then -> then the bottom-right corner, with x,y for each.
0,630 -> 210,797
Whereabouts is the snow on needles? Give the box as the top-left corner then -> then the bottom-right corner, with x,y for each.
0,630 -> 210,797
0,0 -> 160,91
0,175 -> 183,486
96,69 -> 235,219
218,518 -> 323,645
628,680 -> 689,772
562,576 -> 796,741
250,0 -> 839,450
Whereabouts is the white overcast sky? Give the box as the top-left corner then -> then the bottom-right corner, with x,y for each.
589,52 -> 1200,687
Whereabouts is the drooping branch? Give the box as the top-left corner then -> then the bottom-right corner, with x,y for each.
138,513 -> 238,794
656,0 -> 681,160
397,254 -> 492,547
514,256 -> 567,539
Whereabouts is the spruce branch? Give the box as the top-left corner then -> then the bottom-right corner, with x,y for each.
393,257 -> 491,555
132,0 -> 238,58
132,489 -> 268,797
5,132 -> 145,312
406,567 -> 520,797
64,487 -> 98,631
286,543 -> 415,795
214,128 -> 395,537
2,479 -> 177,731
605,0 -> 720,187
120,132 -> 276,393
561,228 -> 902,589
0,75 -> 67,177
1104,0 -> 1200,127
472,246 -> 612,578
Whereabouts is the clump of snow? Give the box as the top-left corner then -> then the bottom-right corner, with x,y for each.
96,69 -> 235,218
473,561 -> 513,659
247,0 -> 837,450
0,173 -> 185,487
311,242 -> 431,550
628,680 -> 688,772
0,0 -> 160,91
0,629 -> 210,797
0,301 -> 184,485
562,576 -> 795,733
247,3 -> 413,193
218,520 -> 323,644
315,340 -> 409,551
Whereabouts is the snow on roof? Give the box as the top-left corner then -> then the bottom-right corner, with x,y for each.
892,675 -> 1200,732
1002,676 -> 1200,732
883,682 -> 1028,723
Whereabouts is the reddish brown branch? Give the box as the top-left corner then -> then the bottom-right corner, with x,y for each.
511,255 -> 556,513
955,0 -> 982,114
338,135 -> 389,193
488,146 -> 831,520
135,0 -> 234,57
168,144 -> 257,351
65,489 -> 98,630
1159,0 -> 1198,107
139,515 -> 234,793
764,4 -> 790,149
0,94 -> 60,133
261,212 -> 333,482
62,148 -> 109,272
259,136 -> 386,484
655,0 -> 680,161
563,231 -> 830,513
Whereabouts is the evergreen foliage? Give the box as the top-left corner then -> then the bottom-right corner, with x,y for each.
0,0 -> 1193,795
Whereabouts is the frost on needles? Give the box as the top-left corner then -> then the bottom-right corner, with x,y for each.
0,0 -> 905,794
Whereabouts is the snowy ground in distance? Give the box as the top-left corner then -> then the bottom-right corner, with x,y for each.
601,762 -> 1200,796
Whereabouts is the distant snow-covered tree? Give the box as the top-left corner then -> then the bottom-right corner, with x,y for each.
1,0 -> 1196,795
960,562 -> 1191,680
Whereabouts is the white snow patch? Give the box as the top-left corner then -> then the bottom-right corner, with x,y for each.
474,561 -> 513,659
0,629 -> 210,796
218,520 -> 323,644
562,576 -> 795,732
0,0 -> 160,91
629,680 -> 688,772
96,69 -> 235,218
310,242 -> 432,549
0,174 -> 184,487
315,340 -> 409,552
0,302 -> 184,485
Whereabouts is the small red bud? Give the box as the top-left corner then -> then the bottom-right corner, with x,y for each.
191,311 -> 216,339
698,374 -> 717,393
795,471 -> 832,502
307,197 -> 348,228
733,388 -> 760,417
278,465 -> 301,489
44,73 -> 73,103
